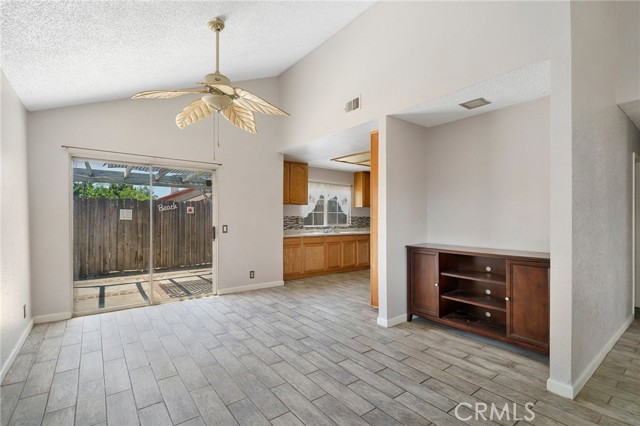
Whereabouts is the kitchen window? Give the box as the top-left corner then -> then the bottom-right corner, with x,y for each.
303,182 -> 351,227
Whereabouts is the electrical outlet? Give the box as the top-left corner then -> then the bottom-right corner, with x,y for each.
222,225 -> 228,233
23,304 -> 26,319
249,270 -> 255,279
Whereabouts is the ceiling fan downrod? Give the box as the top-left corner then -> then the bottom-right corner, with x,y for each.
208,17 -> 225,75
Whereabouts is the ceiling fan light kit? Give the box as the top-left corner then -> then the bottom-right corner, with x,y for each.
131,17 -> 289,134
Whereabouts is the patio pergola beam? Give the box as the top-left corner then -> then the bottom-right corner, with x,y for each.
73,168 -> 208,189
155,168 -> 170,181
123,165 -> 134,179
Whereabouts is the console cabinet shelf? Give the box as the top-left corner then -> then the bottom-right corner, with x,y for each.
407,243 -> 550,354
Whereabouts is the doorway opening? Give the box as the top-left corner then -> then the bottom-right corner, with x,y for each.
72,158 -> 216,315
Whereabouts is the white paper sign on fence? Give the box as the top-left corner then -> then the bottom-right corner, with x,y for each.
119,209 -> 133,220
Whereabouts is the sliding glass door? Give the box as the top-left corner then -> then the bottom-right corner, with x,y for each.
150,168 -> 214,304
72,158 -> 214,315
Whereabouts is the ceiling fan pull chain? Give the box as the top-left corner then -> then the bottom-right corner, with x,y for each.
216,112 -> 221,149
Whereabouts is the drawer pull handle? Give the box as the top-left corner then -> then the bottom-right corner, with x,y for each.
505,297 -> 510,301
434,283 -> 439,287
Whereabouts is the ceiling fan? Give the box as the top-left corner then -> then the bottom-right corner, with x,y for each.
131,17 -> 289,134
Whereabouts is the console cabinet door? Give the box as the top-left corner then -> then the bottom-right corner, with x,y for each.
506,260 -> 549,351
409,249 -> 439,318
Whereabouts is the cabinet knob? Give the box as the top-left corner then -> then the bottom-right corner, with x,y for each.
435,283 -> 439,287
505,297 -> 510,301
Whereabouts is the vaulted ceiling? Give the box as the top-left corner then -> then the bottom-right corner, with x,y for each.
0,1 -> 374,111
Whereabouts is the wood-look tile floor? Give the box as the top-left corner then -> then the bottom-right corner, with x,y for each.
2,270 -> 639,425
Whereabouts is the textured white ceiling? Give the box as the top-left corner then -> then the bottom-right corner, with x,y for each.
0,1 -> 374,111
392,61 -> 550,128
283,120 -> 377,172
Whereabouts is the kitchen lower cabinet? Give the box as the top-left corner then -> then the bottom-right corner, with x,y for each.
326,237 -> 343,270
283,238 -> 303,276
356,235 -> 370,267
341,237 -> 357,268
284,234 -> 370,279
303,237 -> 325,273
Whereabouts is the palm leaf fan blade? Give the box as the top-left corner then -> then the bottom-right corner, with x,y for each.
131,89 -> 207,99
233,89 -> 289,116
221,103 -> 257,134
176,99 -> 214,129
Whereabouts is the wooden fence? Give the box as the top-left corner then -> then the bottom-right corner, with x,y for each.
73,198 -> 212,279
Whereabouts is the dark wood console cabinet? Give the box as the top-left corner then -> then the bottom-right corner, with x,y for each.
407,244 -> 550,354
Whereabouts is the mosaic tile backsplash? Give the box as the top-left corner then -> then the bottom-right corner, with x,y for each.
284,215 -> 370,230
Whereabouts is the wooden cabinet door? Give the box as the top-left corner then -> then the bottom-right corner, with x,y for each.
283,162 -> 290,204
303,237 -> 325,273
353,172 -> 370,208
506,260 -> 549,351
342,237 -> 357,268
326,238 -> 342,270
288,162 -> 308,205
408,249 -> 438,318
356,236 -> 370,266
283,238 -> 303,278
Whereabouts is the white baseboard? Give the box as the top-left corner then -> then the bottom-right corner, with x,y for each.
547,314 -> 634,399
546,378 -> 575,399
34,312 -> 72,324
217,280 -> 284,295
377,314 -> 407,328
1,319 -> 34,383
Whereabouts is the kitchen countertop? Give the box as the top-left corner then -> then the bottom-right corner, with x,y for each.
284,229 -> 370,238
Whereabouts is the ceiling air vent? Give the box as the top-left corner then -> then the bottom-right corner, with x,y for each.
459,97 -> 491,110
345,96 -> 361,113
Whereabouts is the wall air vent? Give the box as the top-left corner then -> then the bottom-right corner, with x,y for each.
459,97 -> 491,110
345,95 -> 361,113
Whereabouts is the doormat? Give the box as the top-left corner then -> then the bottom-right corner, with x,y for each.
158,279 -> 212,299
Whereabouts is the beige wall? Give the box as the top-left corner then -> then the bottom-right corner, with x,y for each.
378,116 -> 429,325
27,77 -> 284,319
278,1 -> 570,151
1,70 -> 32,379
568,0 -> 640,396
424,98 -> 550,252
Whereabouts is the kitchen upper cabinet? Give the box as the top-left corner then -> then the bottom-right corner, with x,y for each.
284,161 -> 308,205
353,171 -> 370,208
